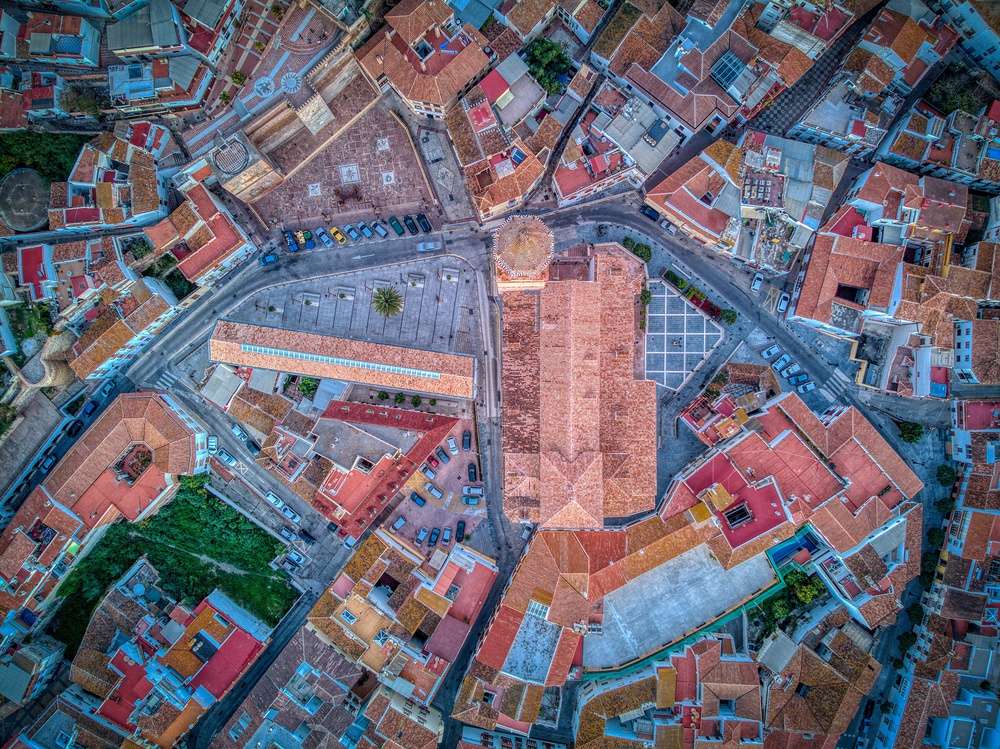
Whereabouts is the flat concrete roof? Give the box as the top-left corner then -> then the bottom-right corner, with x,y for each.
583,544 -> 775,669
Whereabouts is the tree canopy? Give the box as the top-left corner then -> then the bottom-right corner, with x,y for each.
525,39 -> 573,96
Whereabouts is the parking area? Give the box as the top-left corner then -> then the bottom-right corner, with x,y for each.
226,258 -> 482,357
251,104 -> 435,232
383,419 -> 485,556
645,280 -> 724,390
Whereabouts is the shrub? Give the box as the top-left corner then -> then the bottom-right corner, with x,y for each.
378,391 -> 389,401
267,305 -> 275,312
622,236 -> 636,250
271,3 -> 284,18
254,40 -> 265,51
394,392 -> 406,404
429,399 -> 437,406
719,309 -> 738,325
231,71 -> 246,86
298,377 -> 319,397
411,395 -> 422,407
219,91 -> 230,103
936,464 -> 957,487
898,421 -> 924,443
640,289 -> 652,306
663,269 -> 687,290
633,243 -> 652,262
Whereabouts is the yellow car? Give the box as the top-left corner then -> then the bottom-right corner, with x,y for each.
330,226 -> 347,245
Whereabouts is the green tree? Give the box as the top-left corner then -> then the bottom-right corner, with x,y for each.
719,309 -> 738,325
936,464 -> 957,487
927,527 -> 945,549
411,395 -> 422,407
298,377 -> 319,397
372,287 -> 404,318
633,243 -> 652,262
640,289 -> 652,306
394,392 -> 406,404
378,391 -> 389,401
524,38 -> 573,95
271,2 -> 284,18
219,91 -> 231,103
898,631 -> 917,652
898,421 -> 924,443
0,403 -> 17,438
0,131 -> 92,183
622,236 -> 636,250
907,603 -> 925,626
231,71 -> 247,86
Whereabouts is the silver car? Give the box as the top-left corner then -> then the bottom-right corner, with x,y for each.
772,354 -> 791,372
217,449 -> 238,467
281,505 -> 302,523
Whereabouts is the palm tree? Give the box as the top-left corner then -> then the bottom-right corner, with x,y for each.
372,287 -> 403,318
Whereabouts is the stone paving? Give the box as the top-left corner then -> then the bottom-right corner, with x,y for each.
644,280 -> 724,391
250,104 -> 434,230
225,258 -> 481,357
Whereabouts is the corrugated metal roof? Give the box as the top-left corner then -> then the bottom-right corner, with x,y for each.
107,0 -> 180,51
169,54 -> 200,89
183,0 -> 228,29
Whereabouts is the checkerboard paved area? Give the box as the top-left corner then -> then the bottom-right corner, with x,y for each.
251,104 -> 432,230
645,280 -> 724,390
226,258 -> 480,356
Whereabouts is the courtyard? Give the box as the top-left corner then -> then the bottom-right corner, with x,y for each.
645,280 -> 724,390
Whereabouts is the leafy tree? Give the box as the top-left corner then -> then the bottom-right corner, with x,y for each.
898,631 -> 917,652
377,391 -> 389,401
524,38 -> 573,95
622,236 -> 636,250
411,395 -> 422,407
907,603 -> 925,626
394,392 -> 406,404
921,551 -> 939,574
927,527 -> 945,549
0,131 -> 92,183
219,91 -> 231,103
898,421 -> 924,443
231,71 -> 247,86
640,289 -> 652,306
297,377 -> 319,397
271,2 -> 284,18
254,40 -> 265,51
372,287 -> 403,318
935,496 -> 955,516
936,464 -> 957,487
720,309 -> 738,325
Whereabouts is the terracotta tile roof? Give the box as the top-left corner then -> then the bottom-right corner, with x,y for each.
863,9 -> 928,65
765,647 -> 864,736
593,2 -> 642,60
210,320 -> 475,398
573,0 -> 605,33
470,141 -> 546,216
385,0 -> 454,45
506,0 -> 556,37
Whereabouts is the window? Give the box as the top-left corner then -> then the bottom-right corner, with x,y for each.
526,599 -> 550,619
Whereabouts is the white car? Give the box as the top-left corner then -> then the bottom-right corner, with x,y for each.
761,345 -> 781,359
288,550 -> 306,565
781,363 -> 800,379
281,505 -> 301,523
217,449 -> 238,468
447,437 -> 458,455
265,491 -> 285,509
316,227 -> 335,248
777,293 -> 790,313
417,241 -> 441,252
751,272 -> 764,293
207,436 -> 218,454
772,354 -> 791,372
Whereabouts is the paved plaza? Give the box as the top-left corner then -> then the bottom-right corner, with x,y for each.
251,104 -> 433,230
645,280 -> 724,390
225,258 -> 481,357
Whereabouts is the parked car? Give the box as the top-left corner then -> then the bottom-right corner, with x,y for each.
447,437 -> 458,455
343,535 -> 357,549
344,224 -> 362,241
468,463 -> 477,482
427,455 -> 439,468
417,241 -> 441,252
217,449 -> 238,468
442,527 -> 452,545
462,430 -> 471,451
424,482 -> 443,499
387,216 -> 406,236
298,529 -> 316,545
288,550 -> 306,565
100,380 -> 115,397
246,439 -> 261,454
751,273 -> 764,293
421,464 -> 436,480
428,528 -> 440,547
435,447 -> 450,464
788,373 -> 809,385
660,220 -> 677,234
279,526 -> 297,542
456,520 -> 466,540
403,215 -> 419,235
410,492 -> 426,507
39,455 -> 57,474
259,253 -> 279,266
231,424 -> 249,441
781,363 -> 801,378
330,226 -> 348,245
392,516 -> 407,531
281,559 -> 299,573
281,505 -> 302,523
777,293 -> 790,313
416,527 -> 429,545
771,354 -> 791,371
358,221 -> 374,239
640,205 -> 660,221
283,230 -> 299,251
327,521 -> 339,533
316,227 -> 335,248
66,420 -> 84,437
761,345 -> 781,359
265,491 -> 285,508
82,400 -> 98,417
463,486 -> 484,496
371,221 -> 388,238
462,496 -> 480,505
797,382 -> 816,393
415,213 -> 432,233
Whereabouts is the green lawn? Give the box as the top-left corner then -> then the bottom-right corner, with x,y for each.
50,476 -> 297,658
0,132 -> 91,184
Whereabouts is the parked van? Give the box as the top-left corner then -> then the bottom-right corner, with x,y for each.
463,486 -> 485,496
425,482 -> 443,499
392,516 -> 406,531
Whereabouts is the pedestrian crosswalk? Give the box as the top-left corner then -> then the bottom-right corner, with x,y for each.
153,371 -> 178,392
819,368 -> 853,402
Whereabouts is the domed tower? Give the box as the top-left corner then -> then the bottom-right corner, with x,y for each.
492,216 -> 554,293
